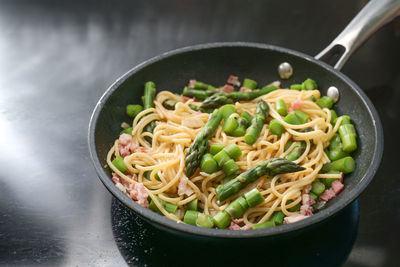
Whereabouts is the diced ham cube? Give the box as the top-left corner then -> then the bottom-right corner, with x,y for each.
182,96 -> 192,102
300,204 -> 314,216
288,100 -> 303,112
130,183 -> 149,208
304,184 -> 312,194
178,175 -> 194,196
240,87 -> 252,92
227,75 -> 241,87
232,218 -> 244,224
220,84 -> 235,92
112,173 -> 121,184
331,180 -> 344,194
283,213 -> 309,224
228,222 -> 252,230
302,194 -> 316,206
119,133 -> 133,157
319,188 -> 336,202
229,222 -> 241,230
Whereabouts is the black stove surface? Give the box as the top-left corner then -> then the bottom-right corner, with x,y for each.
0,0 -> 399,266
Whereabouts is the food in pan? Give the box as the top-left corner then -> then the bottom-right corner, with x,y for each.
107,74 -> 357,230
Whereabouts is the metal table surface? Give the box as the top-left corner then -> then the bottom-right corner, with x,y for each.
0,0 -> 399,266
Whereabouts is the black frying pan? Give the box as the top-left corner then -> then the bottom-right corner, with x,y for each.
88,0 -> 398,240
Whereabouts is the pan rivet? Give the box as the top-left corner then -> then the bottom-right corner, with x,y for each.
327,86 -> 339,102
278,62 -> 293,79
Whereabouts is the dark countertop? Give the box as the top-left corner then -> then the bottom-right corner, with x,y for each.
0,0 -> 399,266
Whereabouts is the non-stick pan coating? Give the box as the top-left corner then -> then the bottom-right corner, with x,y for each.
89,42 -> 383,240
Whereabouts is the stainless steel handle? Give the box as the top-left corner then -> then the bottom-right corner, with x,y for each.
315,0 -> 400,70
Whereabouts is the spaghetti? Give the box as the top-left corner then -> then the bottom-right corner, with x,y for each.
107,82 -> 352,229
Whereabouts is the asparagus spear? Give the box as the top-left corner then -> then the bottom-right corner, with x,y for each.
285,141 -> 306,161
201,86 -> 278,109
162,99 -> 209,113
182,87 -> 217,100
244,100 -> 269,145
143,81 -> 157,143
185,109 -> 223,177
216,158 -> 304,201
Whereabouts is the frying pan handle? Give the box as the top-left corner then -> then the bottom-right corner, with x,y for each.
315,0 -> 400,70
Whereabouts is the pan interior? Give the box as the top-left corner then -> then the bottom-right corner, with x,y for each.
90,43 -> 381,238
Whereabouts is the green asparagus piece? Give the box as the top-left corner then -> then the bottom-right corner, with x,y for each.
284,113 -> 302,125
213,150 -> 231,167
270,211 -> 285,225
209,143 -> 224,155
185,109 -> 223,177
184,210 -> 199,225
244,188 -> 264,207
290,84 -> 303,90
244,100 -> 269,145
200,153 -> 218,174
302,78 -> 318,90
294,110 -> 309,124
339,124 -> 357,153
309,192 -> 318,201
275,99 -> 288,116
225,196 -> 248,218
142,81 -> 157,142
240,111 -> 253,125
126,104 -> 143,118
112,156 -> 127,172
212,211 -> 231,229
330,156 -> 355,174
311,181 -> 326,195
252,221 -> 275,229
223,144 -> 242,159
196,213 -> 214,228
269,119 -> 284,136
243,78 -> 258,90
220,104 -> 237,119
201,86 -> 278,109
223,116 -> 239,135
316,96 -> 333,109
216,158 -> 305,201
184,199 -> 198,211
285,142 -> 306,161
232,117 -> 248,137
222,159 -> 239,175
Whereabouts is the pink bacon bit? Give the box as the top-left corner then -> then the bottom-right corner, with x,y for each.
331,180 -> 344,194
182,96 -> 192,102
300,205 -> 314,216
130,183 -> 149,208
228,221 -> 252,230
283,213 -> 309,224
226,75 -> 241,87
319,180 -> 344,202
188,79 -> 196,89
220,84 -> 235,92
112,173 -> 121,184
232,218 -> 244,224
119,133 -> 133,157
288,99 -> 303,113
178,175 -> 194,196
302,194 -> 316,206
240,86 -> 252,92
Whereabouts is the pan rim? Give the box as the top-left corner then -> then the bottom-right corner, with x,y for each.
88,41 -> 383,238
